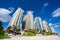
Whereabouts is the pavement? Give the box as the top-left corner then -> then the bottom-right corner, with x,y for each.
1,35 -> 60,40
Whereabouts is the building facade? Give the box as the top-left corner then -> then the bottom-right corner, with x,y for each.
34,17 -> 43,32
23,11 -> 34,29
8,7 -> 24,30
43,21 -> 52,32
49,23 -> 55,33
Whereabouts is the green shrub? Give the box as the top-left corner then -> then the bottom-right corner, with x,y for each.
23,32 -> 36,36
23,29 -> 39,36
41,32 -> 55,36
24,29 -> 38,34
0,32 -> 10,39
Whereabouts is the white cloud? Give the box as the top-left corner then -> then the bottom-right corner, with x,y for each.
8,7 -> 14,13
52,8 -> 60,17
27,11 -> 34,14
0,7 -> 14,22
54,24 -> 60,28
50,23 -> 60,28
49,23 -> 53,27
44,3 -> 48,7
54,25 -> 60,27
53,23 -> 60,25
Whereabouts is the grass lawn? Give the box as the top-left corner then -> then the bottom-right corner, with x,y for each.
23,32 -> 36,36
0,32 -> 10,39
40,32 -> 55,36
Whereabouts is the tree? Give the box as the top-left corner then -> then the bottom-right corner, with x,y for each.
16,28 -> 20,33
42,29 -> 46,32
22,21 -> 26,30
13,26 -> 20,32
0,21 -> 4,32
6,26 -> 12,32
13,26 -> 17,32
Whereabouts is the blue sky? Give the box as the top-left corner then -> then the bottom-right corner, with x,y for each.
0,0 -> 60,34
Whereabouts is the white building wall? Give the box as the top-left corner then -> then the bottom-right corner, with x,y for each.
23,11 -> 34,29
8,7 -> 24,29
34,17 -> 43,32
43,21 -> 52,32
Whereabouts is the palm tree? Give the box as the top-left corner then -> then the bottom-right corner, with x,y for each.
6,26 -> 12,32
16,28 -> 20,33
13,26 -> 17,32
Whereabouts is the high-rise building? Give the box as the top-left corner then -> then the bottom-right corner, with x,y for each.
34,17 -> 43,32
23,11 -> 34,29
8,7 -> 24,30
43,21 -> 52,32
49,23 -> 55,33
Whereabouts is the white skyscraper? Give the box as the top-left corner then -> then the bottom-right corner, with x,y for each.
34,17 -> 43,32
43,21 -> 52,32
49,23 -> 55,33
8,7 -> 24,29
23,11 -> 34,29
